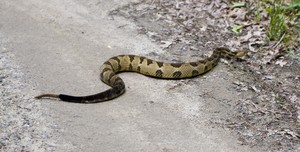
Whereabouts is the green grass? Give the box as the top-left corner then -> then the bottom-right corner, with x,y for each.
266,2 -> 287,41
267,0 -> 300,42
243,0 -> 300,48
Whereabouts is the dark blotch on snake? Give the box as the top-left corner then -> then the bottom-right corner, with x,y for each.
156,62 -> 164,68
146,59 -> 153,65
155,70 -> 163,77
111,57 -> 120,64
190,62 -> 198,67
139,57 -> 146,64
128,55 -> 135,62
204,65 -> 208,71
192,70 -> 199,76
103,61 -> 113,68
137,66 -> 141,72
170,63 -> 182,68
129,64 -> 133,70
107,72 -> 114,84
100,68 -> 111,79
172,71 -> 182,78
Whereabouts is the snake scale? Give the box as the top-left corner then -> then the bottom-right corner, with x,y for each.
35,47 -> 247,103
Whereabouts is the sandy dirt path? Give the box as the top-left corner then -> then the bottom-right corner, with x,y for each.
0,0 -> 264,151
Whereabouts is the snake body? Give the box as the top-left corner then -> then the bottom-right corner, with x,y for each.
35,47 -> 247,103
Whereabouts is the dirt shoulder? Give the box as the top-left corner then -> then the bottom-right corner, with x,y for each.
112,1 -> 300,151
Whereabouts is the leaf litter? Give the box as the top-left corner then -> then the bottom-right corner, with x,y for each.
110,0 -> 300,151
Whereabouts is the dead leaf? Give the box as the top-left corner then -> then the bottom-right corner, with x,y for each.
275,59 -> 287,67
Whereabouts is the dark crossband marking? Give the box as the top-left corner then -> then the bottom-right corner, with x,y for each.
107,73 -> 114,84
103,61 -> 113,68
137,66 -> 141,72
139,57 -> 146,64
111,57 -> 120,64
147,59 -> 153,65
128,55 -> 135,62
129,64 -> 133,70
190,62 -> 198,67
155,69 -> 163,77
198,60 -> 206,64
170,63 -> 182,68
172,71 -> 182,78
192,70 -> 199,76
204,65 -> 208,71
102,67 -> 112,72
157,62 -> 164,68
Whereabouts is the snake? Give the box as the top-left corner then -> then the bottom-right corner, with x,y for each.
35,47 -> 247,103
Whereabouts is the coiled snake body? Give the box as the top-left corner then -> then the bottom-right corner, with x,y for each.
35,48 -> 247,103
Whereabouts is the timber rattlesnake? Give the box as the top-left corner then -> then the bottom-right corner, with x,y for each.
35,47 -> 247,103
